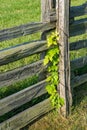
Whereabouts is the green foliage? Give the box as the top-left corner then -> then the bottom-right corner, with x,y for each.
44,31 -> 64,109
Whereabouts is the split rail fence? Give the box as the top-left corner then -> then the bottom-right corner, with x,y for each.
0,0 -> 87,129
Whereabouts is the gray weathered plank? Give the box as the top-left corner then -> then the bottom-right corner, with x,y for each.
0,22 -> 55,42
70,2 -> 87,18
71,73 -> 87,88
71,56 -> 87,70
49,2 -> 87,22
0,99 -> 53,130
70,39 -> 87,51
0,3 -> 86,43
70,18 -> 87,37
41,0 -> 52,22
41,0 -> 56,22
50,10 -> 56,22
0,40 -> 47,66
0,60 -> 47,88
56,0 -> 72,116
41,0 -> 56,59
0,80 -> 46,116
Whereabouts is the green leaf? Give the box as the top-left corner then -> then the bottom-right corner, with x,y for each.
46,84 -> 56,95
43,55 -> 49,65
43,30 -> 64,109
46,76 -> 51,82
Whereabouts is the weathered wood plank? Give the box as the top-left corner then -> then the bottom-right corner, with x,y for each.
0,3 -> 86,43
70,18 -> 87,37
70,39 -> 87,51
49,2 -> 87,22
0,80 -> 46,116
0,99 -> 53,130
71,56 -> 87,70
41,0 -> 56,60
0,40 -> 47,66
0,22 -> 55,42
56,0 -> 72,116
50,11 -> 75,23
41,0 -> 56,22
50,10 -> 56,22
41,0 -> 52,22
71,73 -> 87,88
70,2 -> 87,18
0,60 -> 47,88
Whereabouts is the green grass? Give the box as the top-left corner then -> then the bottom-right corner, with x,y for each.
0,0 -> 41,71
70,0 -> 87,76
0,0 -> 87,129
0,75 -> 38,99
70,0 -> 87,60
0,0 -> 42,123
27,0 -> 87,130
0,0 -> 40,29
28,85 -> 87,130
71,0 -> 87,6
0,0 -> 41,49
0,0 -> 41,99
0,0 -> 41,76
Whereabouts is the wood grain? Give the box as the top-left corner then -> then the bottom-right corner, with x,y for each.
56,0 -> 72,116
71,73 -> 87,88
0,80 -> 46,116
0,40 -> 47,66
41,0 -> 56,22
0,22 -> 55,42
0,99 -> 53,130
0,60 -> 47,88
41,0 -> 52,22
49,3 -> 87,22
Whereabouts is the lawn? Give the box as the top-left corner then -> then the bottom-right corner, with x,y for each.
0,0 -> 87,129
0,0 -> 41,99
28,0 -> 87,130
0,0 -> 41,73
70,0 -> 87,60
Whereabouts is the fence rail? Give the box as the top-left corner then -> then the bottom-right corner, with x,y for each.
0,60 -> 46,88
0,1 -> 87,129
50,2 -> 87,22
0,40 -> 47,66
0,22 -> 55,42
0,99 -> 53,130
71,73 -> 87,88
0,80 -> 46,116
0,3 -> 87,42
71,56 -> 87,70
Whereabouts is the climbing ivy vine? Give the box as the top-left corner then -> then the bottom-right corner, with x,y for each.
44,31 -> 64,109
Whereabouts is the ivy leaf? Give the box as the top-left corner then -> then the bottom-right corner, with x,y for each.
46,76 -> 51,82
46,84 -> 56,95
43,55 -> 49,65
43,30 -> 64,109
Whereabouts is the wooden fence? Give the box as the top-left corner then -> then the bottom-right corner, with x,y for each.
0,0 -> 87,129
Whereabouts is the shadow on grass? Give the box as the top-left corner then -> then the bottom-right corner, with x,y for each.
24,83 -> 87,130
73,81 -> 87,107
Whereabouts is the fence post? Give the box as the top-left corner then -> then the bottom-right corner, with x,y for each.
41,0 -> 56,22
56,0 -> 72,116
41,0 -> 56,59
40,0 -> 55,78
